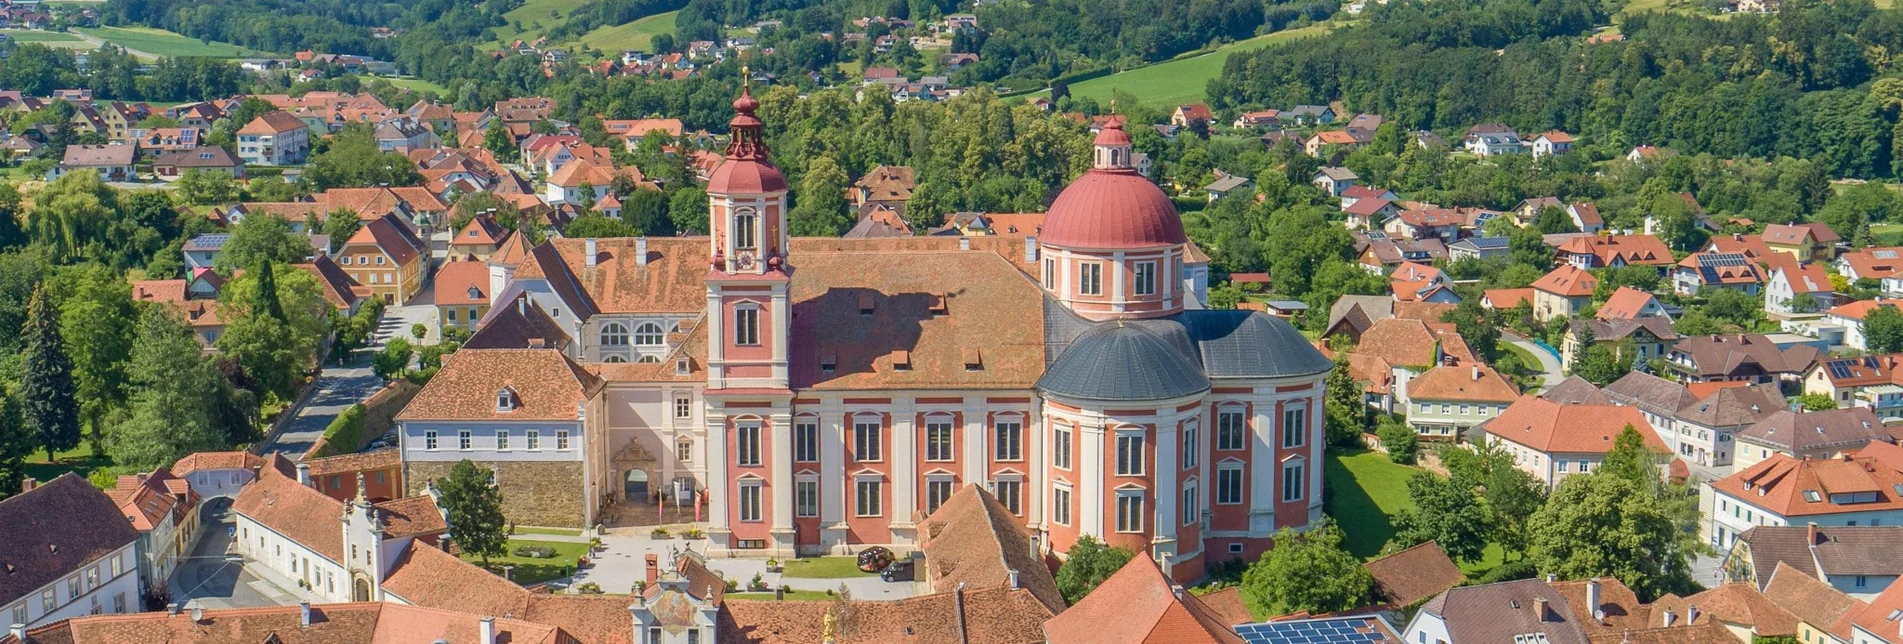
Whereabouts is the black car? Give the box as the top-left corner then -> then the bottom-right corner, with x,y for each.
856,547 -> 895,573
880,559 -> 915,582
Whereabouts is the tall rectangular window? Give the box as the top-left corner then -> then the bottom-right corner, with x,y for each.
1053,426 -> 1072,469
1116,434 -> 1145,476
1182,420 -> 1200,469
1043,257 -> 1055,289
1116,494 -> 1144,532
1218,464 -> 1244,504
1217,410 -> 1246,450
994,420 -> 1023,461
495,430 -> 510,451
677,441 -> 693,463
675,396 -> 692,419
1079,263 -> 1102,295
926,421 -> 955,461
556,431 -> 571,450
1053,487 -> 1072,525
927,479 -> 955,514
1282,461 -> 1306,502
424,431 -> 438,450
1133,261 -> 1157,296
995,480 -> 1022,514
458,430 -> 472,450
853,420 -> 882,461
737,425 -> 762,466
1282,407 -> 1307,449
734,308 -> 759,346
526,431 -> 540,450
795,421 -> 819,463
856,480 -> 883,517
738,484 -> 762,522
1183,482 -> 1200,526
795,480 -> 819,517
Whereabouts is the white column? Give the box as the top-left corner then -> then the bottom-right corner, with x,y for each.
770,412 -> 793,530
706,411 -> 730,532
964,402 -> 986,486
705,290 -> 726,388
1081,420 -> 1106,538
1028,400 -> 1046,534
1111,250 -> 1126,312
1308,393 -> 1324,525
1249,406 -> 1275,536
770,286 -> 790,386
1155,419 -> 1179,545
891,399 -> 917,530
820,400 -> 844,525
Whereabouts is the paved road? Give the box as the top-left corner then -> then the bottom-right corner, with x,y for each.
258,356 -> 381,458
567,534 -> 915,600
1505,333 -> 1566,392
170,499 -> 296,610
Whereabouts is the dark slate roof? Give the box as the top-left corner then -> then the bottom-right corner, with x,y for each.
1038,304 -> 1330,401
468,291 -> 573,351
0,474 -> 141,607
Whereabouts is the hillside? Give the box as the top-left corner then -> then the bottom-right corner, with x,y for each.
1026,22 -> 1334,109
487,0 -> 596,47
574,10 -> 677,53
75,26 -> 275,58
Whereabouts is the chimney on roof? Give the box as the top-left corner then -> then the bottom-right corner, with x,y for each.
636,237 -> 649,266
1024,237 -> 1038,264
296,462 -> 311,487
1472,366 -> 1480,380
959,237 -> 971,251
1809,521 -> 1821,546
1687,604 -> 1699,625
1008,569 -> 1020,589
9,623 -> 26,644
1533,597 -> 1550,622
1587,578 -> 1603,621
166,603 -> 180,616
646,553 -> 659,587
1661,609 -> 1676,628
19,478 -> 34,493
191,606 -> 205,623
585,238 -> 598,267
953,583 -> 970,644
479,617 -> 496,644
298,601 -> 311,627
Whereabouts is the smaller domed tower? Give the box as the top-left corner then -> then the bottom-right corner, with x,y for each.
1037,121 -> 1190,321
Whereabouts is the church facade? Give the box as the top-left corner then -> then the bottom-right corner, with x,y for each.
396,89 -> 1334,581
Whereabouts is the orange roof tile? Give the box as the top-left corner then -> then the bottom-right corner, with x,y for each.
1532,265 -> 1598,297
1482,395 -> 1666,455
1043,555 -> 1243,644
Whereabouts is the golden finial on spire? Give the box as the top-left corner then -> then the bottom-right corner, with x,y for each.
742,65 -> 751,88
1109,98 -> 1117,114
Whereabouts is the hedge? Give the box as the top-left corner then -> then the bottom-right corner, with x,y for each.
313,404 -> 367,458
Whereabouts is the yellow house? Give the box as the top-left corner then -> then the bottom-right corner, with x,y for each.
1763,222 -> 1841,262
337,213 -> 427,305
432,257 -> 490,332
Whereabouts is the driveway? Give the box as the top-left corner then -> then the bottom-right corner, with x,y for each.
1505,333 -> 1565,392
377,279 -> 441,347
258,355 -> 381,458
170,498 -> 303,609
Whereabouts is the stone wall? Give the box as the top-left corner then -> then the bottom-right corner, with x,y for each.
405,460 -> 586,528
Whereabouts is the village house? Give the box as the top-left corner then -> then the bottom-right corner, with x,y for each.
1732,406 -> 1891,474
1312,166 -> 1359,195
1707,442 -> 1903,550
372,116 -> 438,152
1530,264 -> 1598,321
1384,207 -> 1465,241
1836,247 -> 1903,282
1664,333 -> 1821,385
1339,184 -> 1399,209
1169,103 -> 1214,129
1805,354 -> 1903,418
132,270 -> 227,345
450,214 -> 510,260
1284,104 -> 1335,125
48,143 -> 137,182
1358,234 -> 1448,273
152,146 -> 244,181
0,475 -> 144,628
1726,525 -> 1903,599
1766,261 -> 1838,315
1675,252 -> 1765,296
1482,395 -> 1667,487
1344,197 -> 1401,229
1561,317 -> 1681,367
1555,234 -> 1673,269
1531,131 -> 1574,158
1304,129 -> 1366,156
1764,222 -> 1842,262
1597,286 -> 1672,320
433,256 -> 491,332
1463,124 -> 1524,156
337,213 -> 428,305
1232,109 -> 1279,129
1831,299 -> 1903,352
1203,173 -> 1253,202
236,111 -> 310,165
104,469 -> 200,598
1447,235 -> 1511,261
1405,364 -> 1520,442
1601,372 -> 1784,468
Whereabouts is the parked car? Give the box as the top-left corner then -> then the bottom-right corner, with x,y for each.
857,547 -> 894,572
880,559 -> 914,582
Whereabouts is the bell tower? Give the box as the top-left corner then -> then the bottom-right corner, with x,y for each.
703,81 -> 791,391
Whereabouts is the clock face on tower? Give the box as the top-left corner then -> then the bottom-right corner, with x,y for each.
736,251 -> 756,269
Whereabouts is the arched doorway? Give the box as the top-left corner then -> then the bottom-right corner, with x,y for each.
352,576 -> 372,602
625,468 -> 650,503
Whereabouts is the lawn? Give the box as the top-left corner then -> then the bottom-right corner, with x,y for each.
1874,224 -> 1903,246
727,589 -> 834,601
489,0 -> 596,47
1323,449 -> 1506,576
780,556 -> 873,579
575,10 -> 678,53
75,26 -> 274,58
25,445 -> 113,485
510,526 -> 584,537
462,539 -> 591,586
1026,22 -> 1334,108
377,77 -> 450,96
1,29 -> 95,50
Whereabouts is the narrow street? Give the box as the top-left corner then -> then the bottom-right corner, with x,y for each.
169,499 -> 305,609
257,355 -> 382,458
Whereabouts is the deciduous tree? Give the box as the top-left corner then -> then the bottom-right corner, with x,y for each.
1054,534 -> 1134,604
1241,520 -> 1373,616
438,459 -> 508,565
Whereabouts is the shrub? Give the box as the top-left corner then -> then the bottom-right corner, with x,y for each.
314,404 -> 368,457
575,582 -> 603,594
650,527 -> 671,539
1469,560 -> 1538,586
372,338 -> 413,379
1375,417 -> 1419,465
512,544 -> 558,558
724,579 -> 739,592
683,527 -> 705,540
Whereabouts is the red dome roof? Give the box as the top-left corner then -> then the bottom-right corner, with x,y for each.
1040,169 -> 1186,249
1094,121 -> 1132,146
707,159 -> 787,194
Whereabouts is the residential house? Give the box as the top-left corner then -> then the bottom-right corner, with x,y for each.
1389,261 -> 1459,304
1562,317 -> 1681,368
1765,223 -> 1842,262
104,469 -> 200,598
1732,407 -> 1890,475
601,118 -> 683,150
1232,110 -> 1279,129
1665,333 -> 1821,385
49,144 -> 136,182
1532,131 -> 1574,158
545,160 -> 638,205
850,164 -> 915,207
1849,569 -> 1903,642
152,147 -> 244,181
1832,299 -> 1903,352
1767,262 -> 1838,314
1312,166 -> 1358,195
1805,354 -> 1903,418
1344,197 -> 1402,230
1556,234 -> 1674,269
1481,395 -> 1667,487
167,451 -> 265,499
1760,562 -> 1866,644
1357,234 -> 1448,274
1284,104 -> 1335,125
0,475 -> 143,628
1403,578 -> 1592,644
1514,196 -> 1566,226
1482,288 -> 1535,311
1566,203 -> 1605,233
1628,145 -> 1672,163
1385,207 -> 1465,241
1169,104 -> 1214,129
180,233 -> 229,269
1339,185 -> 1398,210
1405,364 -> 1520,441
1464,124 -> 1524,156
1304,129 -> 1366,156
296,254 -> 368,316
1725,525 -> 1903,599
1708,444 -> 1903,552
132,271 -> 226,345
434,256 -> 490,332
372,116 -> 437,152
1203,174 -> 1252,201
1598,286 -> 1671,320
450,214 -> 510,260
1531,265 -> 1599,321
1602,372 -> 1785,468
1364,541 -> 1465,610
1838,247 -> 1903,283
1323,294 -> 1455,344
1349,316 -> 1476,414
1675,252 -> 1765,296
236,111 -> 310,165
338,213 -> 427,305
302,450 -> 407,504
1448,236 -> 1511,261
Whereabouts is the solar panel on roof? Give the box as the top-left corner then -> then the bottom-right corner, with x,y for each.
1236,617 -> 1388,644
1701,252 -> 1751,267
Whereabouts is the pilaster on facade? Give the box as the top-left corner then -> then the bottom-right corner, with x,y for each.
703,410 -> 731,549
768,410 -> 795,558
889,398 -> 918,539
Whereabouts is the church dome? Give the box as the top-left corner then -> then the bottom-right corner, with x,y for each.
1040,122 -> 1184,249
1036,324 -> 1210,402
706,86 -> 787,194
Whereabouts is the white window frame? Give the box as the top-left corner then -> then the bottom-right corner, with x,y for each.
1115,490 -> 1145,533
1183,478 -> 1200,526
1217,462 -> 1245,505
1115,431 -> 1145,476
853,417 -> 883,461
794,419 -> 819,463
1217,408 -> 1247,451
1281,458 -> 1306,503
795,479 -> 819,518
424,430 -> 438,450
1079,262 -> 1103,295
1052,484 -> 1072,526
1133,260 -> 1157,296
1182,418 -> 1201,469
994,417 -> 1023,461
925,417 -> 955,462
738,480 -> 763,522
734,306 -> 760,346
736,422 -> 763,466
855,478 -> 883,517
1281,405 -> 1307,449
1052,425 -> 1073,470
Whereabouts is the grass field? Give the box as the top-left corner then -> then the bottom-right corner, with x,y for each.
463,539 -> 590,586
1324,449 -> 1506,575
489,0 -> 596,47
76,26 -> 274,58
377,77 -> 450,95
1027,22 -> 1334,108
510,526 -> 585,537
1,29 -> 95,50
575,10 -> 677,53
25,445 -> 112,484
780,557 -> 874,579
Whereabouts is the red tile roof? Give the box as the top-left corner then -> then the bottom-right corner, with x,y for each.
1596,286 -> 1662,320
1532,265 -> 1598,297
1483,288 -> 1535,310
1830,298 -> 1903,321
1365,541 -> 1464,607
1406,365 -> 1520,403
230,454 -> 346,562
1713,452 -> 1903,518
433,257 -> 490,307
1043,555 -> 1243,644
1482,395 -> 1666,455
396,348 -> 604,422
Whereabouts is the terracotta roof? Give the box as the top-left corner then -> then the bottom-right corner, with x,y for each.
303,449 -> 400,477
238,110 -> 307,135
465,293 -> 572,351
1707,233 -> 1774,260
547,159 -> 642,188
434,257 -> 491,306
1043,555 -> 1243,644
1735,407 -> 1886,453
1596,622 -> 1743,643
1041,167 -> 1186,249
1557,235 -> 1673,267
1830,298 -> 1903,321
1483,288 -> 1534,309
230,454 -> 346,562
1765,223 -> 1836,246
916,484 -> 1065,613
853,164 -> 916,201
168,451 -> 265,477
1849,571 -> 1903,641
1396,207 -> 1464,228
1839,247 -> 1903,280
1596,287 -> 1664,320
397,348 -> 604,421
345,213 -> 427,267
1406,365 -> 1519,403
381,542 -> 532,617
722,586 -> 1054,644
1773,262 -> 1834,295
370,496 -> 447,538
0,474 -> 142,607
1572,317 -> 1679,345
1352,318 -> 1463,369
295,255 -> 366,309
1677,252 -> 1765,286
1416,579 -> 1589,644
1541,376 -> 1613,405
107,469 -> 197,532
1812,354 -> 1903,387
1654,583 -> 1798,636
1194,588 -> 1255,626
59,143 -> 137,167
1551,576 -> 1651,637
1482,395 -> 1667,455
454,214 -> 508,247
1532,265 -> 1598,297
14,600 -> 563,644
1762,561 -> 1865,636
1364,541 -> 1464,607
1712,452 -> 1903,518
153,146 -> 242,169
1669,334 -> 1820,378
517,237 -> 707,315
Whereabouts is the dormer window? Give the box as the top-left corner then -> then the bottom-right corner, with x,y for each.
963,348 -> 982,371
858,292 -> 875,316
891,350 -> 911,371
675,358 -> 691,376
467,287 -> 481,300
821,352 -> 837,373
496,388 -> 519,412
